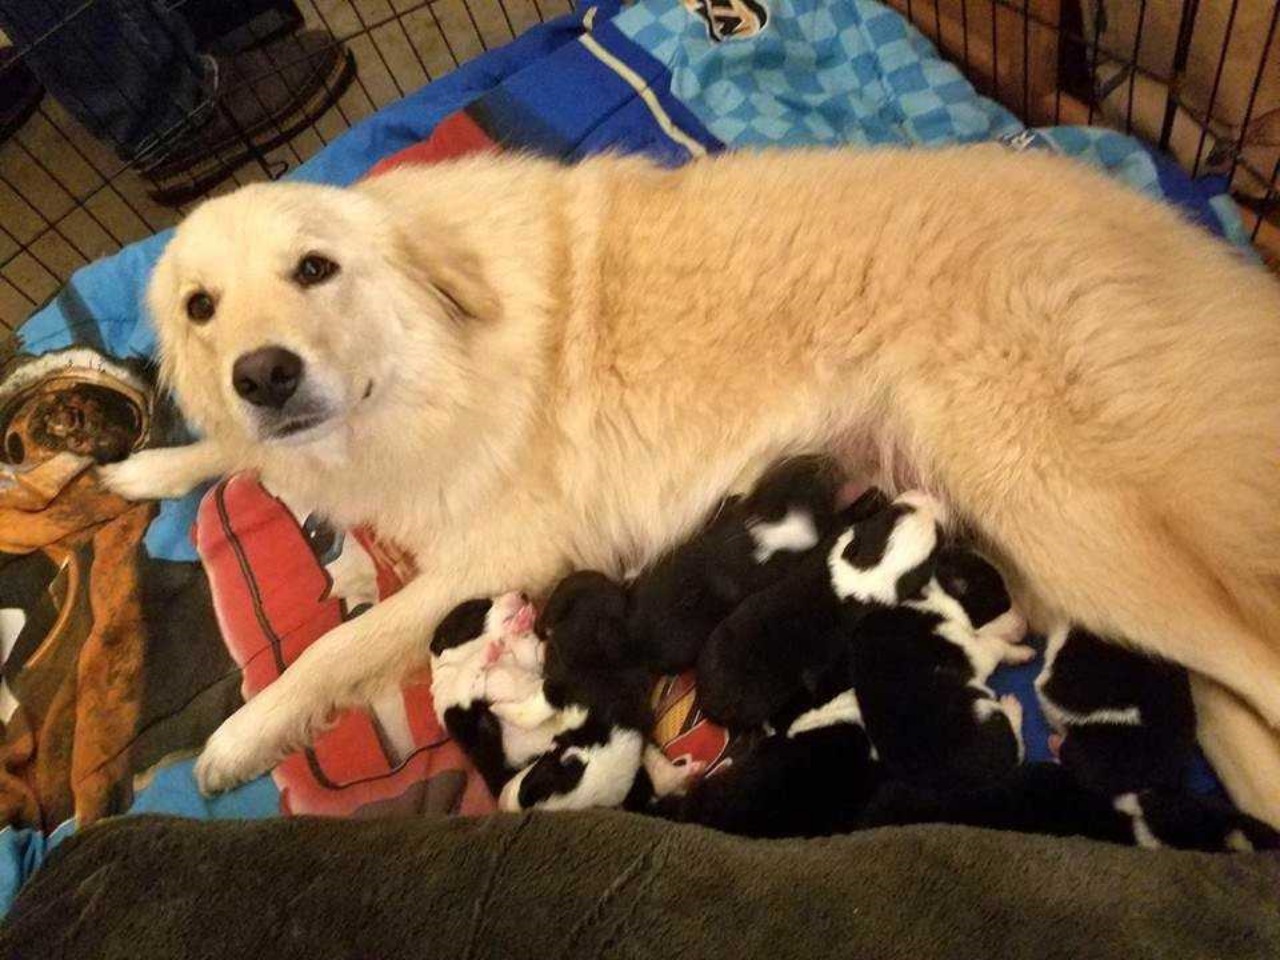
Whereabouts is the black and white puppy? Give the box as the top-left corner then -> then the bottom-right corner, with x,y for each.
847,542 -> 1035,791
666,490 -> 956,839
628,455 -> 845,674
429,592 -> 553,797
653,639 -> 882,838
648,491 -> 931,838
1035,625 -> 1196,794
494,572 -> 691,812
652,713 -> 879,838
861,762 -> 1280,853
696,489 -> 949,729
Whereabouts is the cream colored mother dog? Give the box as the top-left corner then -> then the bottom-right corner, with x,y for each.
103,147 -> 1280,824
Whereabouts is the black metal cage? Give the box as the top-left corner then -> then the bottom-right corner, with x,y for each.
0,0 -> 1276,345
884,0 -> 1279,246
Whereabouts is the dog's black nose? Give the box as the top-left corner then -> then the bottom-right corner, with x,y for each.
232,347 -> 303,409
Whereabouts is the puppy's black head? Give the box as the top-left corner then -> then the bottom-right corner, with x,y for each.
837,486 -> 891,524
840,502 -> 914,571
536,571 -> 632,670
933,547 -> 1011,629
431,597 -> 494,656
742,455 -> 843,524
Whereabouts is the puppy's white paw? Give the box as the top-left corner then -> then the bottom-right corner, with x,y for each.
98,449 -> 199,501
1002,643 -> 1038,666
498,767 -> 530,812
491,692 -> 557,731
644,746 -> 705,797
978,608 -> 1029,648
999,693 -> 1025,732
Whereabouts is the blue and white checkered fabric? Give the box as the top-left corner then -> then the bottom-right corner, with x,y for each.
612,0 -> 1249,243
616,0 -> 1023,148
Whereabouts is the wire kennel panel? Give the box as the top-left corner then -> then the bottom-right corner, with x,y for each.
0,0 -> 571,345
0,0 -> 1276,351
887,0 -> 1280,259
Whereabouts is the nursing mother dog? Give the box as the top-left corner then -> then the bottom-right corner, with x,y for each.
101,147 -> 1280,826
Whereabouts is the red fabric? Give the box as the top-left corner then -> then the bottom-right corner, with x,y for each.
195,474 -> 493,818
367,112 -> 498,178
650,671 -> 736,777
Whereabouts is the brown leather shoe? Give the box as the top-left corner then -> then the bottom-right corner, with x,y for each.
138,29 -> 355,205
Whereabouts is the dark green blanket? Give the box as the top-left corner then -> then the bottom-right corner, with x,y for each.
2,812 -> 1277,959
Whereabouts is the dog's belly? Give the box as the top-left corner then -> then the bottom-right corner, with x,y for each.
826,424 -> 929,501
557,406 -> 929,585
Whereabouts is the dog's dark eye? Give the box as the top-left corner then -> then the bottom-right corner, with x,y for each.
302,513 -> 343,566
295,253 -> 339,287
185,291 -> 215,323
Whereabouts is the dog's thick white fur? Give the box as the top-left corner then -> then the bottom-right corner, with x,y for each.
102,147 -> 1280,824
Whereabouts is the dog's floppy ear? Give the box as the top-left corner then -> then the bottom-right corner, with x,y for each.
394,224 -> 499,323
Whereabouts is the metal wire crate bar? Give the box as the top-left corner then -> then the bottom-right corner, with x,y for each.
0,0 -> 1275,347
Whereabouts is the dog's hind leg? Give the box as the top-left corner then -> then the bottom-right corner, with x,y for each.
984,483 -> 1280,724
1192,677 -> 1280,828
973,483 -> 1280,822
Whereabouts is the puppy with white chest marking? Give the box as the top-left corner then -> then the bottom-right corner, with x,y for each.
1036,625 -> 1197,795
628,455 -> 845,674
651,703 -> 880,838
429,592 -> 553,797
847,543 -> 1034,791
101,149 -> 1280,823
433,576 -> 692,812
696,489 -> 950,728
655,624 -> 883,838
493,572 -> 669,813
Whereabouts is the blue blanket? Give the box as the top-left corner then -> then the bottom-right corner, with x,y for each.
1,0 -> 1243,914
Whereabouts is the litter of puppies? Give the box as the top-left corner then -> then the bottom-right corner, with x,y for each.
430,457 -> 1278,852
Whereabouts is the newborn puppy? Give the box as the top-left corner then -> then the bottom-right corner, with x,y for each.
495,571 -> 667,813
628,455 -> 844,674
654,655 -> 881,838
696,489 -> 947,729
652,496 -> 920,838
1035,625 -> 1196,794
850,545 -> 1035,790
429,592 -> 552,796
861,762 -> 1280,853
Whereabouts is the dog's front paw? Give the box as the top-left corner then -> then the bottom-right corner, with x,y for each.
195,701 -> 292,795
98,448 -> 199,501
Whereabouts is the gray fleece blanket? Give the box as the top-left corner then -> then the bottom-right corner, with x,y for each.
1,812 -> 1277,960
